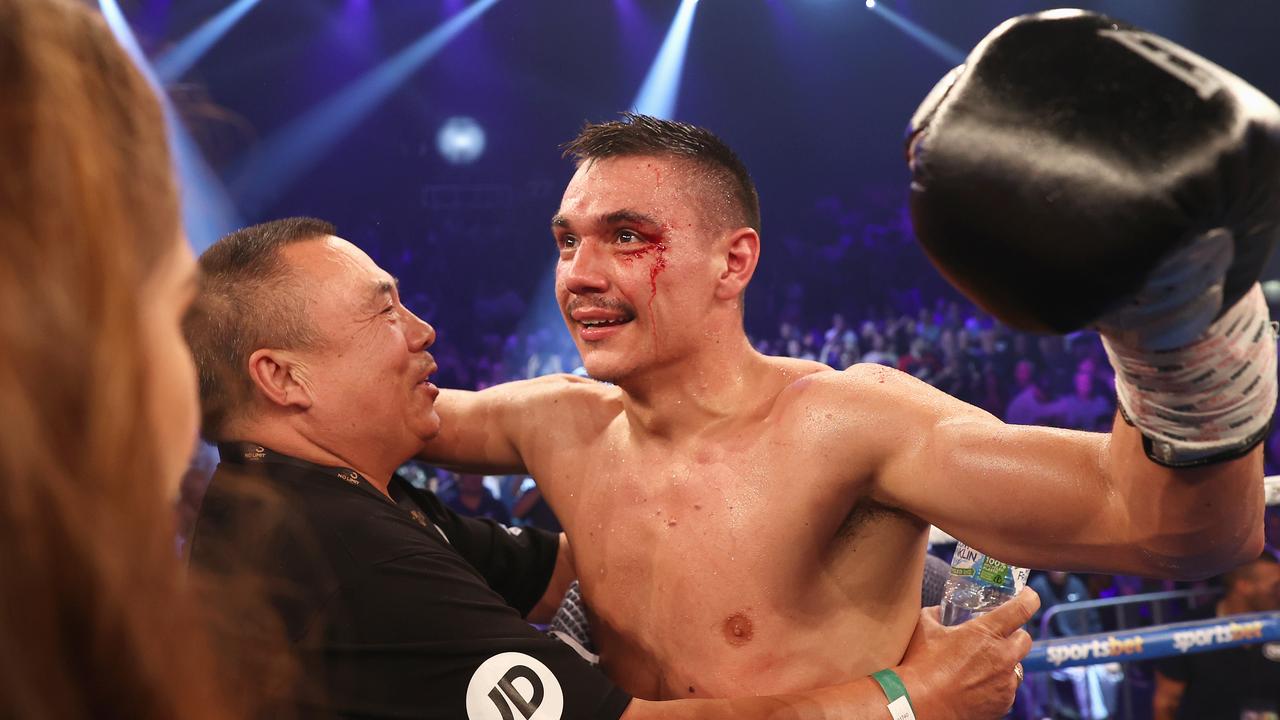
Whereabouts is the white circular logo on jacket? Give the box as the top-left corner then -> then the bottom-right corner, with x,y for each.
466,652 -> 564,720
1263,642 -> 1280,662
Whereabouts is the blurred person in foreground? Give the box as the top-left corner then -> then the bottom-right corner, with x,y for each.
0,0 -> 267,716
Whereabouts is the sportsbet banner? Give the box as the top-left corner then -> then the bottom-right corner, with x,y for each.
1023,611 -> 1280,672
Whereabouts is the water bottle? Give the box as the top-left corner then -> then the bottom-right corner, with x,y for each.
940,541 -> 1030,626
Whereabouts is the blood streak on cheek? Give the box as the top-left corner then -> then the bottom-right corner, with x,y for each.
619,240 -> 669,347
647,242 -> 668,298
646,242 -> 668,347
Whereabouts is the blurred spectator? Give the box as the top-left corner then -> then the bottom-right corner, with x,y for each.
1030,571 -> 1103,639
1038,336 -> 1074,397
1153,553 -> 1280,720
443,473 -> 512,524
860,331 -> 897,366
817,335 -> 843,367
1053,370 -> 1114,432
933,352 -> 981,406
917,307 -> 941,344
513,483 -> 563,533
837,334 -> 860,369
823,313 -> 847,344
1003,358 -> 1054,425
1028,571 -> 1119,720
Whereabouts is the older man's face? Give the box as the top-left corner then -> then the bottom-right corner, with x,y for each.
282,236 -> 440,465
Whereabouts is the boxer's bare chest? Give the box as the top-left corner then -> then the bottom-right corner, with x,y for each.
538,410 -> 923,699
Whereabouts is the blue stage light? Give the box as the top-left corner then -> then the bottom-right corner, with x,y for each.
867,1 -> 965,65
154,0 -> 263,83
228,0 -> 502,215
631,0 -> 701,119
437,117 -> 487,165
98,0 -> 241,252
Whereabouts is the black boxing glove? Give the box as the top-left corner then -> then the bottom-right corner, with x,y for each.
907,9 -> 1279,466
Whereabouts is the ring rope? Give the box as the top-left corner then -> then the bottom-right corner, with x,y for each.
1023,610 -> 1280,673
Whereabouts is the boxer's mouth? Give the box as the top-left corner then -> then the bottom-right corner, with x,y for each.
570,308 -> 635,328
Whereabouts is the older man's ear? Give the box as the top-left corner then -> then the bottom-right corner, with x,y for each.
247,349 -> 315,410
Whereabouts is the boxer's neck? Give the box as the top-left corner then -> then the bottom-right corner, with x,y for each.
617,334 -> 766,440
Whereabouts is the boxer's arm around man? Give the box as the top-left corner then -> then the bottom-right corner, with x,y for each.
828,365 -> 1264,580
528,533 -> 576,623
423,375 -> 608,474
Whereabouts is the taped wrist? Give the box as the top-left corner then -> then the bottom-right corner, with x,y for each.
1102,284 -> 1277,467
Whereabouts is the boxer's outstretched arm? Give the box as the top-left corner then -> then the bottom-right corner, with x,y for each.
846,366 -> 1264,579
623,589 -> 1036,720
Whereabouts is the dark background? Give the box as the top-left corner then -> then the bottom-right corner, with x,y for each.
120,0 -> 1280,373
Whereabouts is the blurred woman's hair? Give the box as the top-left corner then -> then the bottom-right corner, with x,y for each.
0,1 -> 277,716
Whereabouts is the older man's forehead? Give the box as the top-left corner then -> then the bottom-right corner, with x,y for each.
282,235 -> 395,295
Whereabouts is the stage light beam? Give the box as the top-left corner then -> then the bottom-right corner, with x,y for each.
98,0 -> 241,252
866,1 -> 965,66
154,0 -> 263,83
229,0 -> 503,215
630,0 -> 701,119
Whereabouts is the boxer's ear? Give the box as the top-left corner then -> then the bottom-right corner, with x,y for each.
247,349 -> 314,410
715,227 -> 760,302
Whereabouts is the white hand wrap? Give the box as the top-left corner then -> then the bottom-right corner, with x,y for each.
1101,284 -> 1277,466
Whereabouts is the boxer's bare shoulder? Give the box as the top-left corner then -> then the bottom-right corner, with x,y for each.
508,372 -> 623,416
768,361 -> 966,447
505,373 -> 625,448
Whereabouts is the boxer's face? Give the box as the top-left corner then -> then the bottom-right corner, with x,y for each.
553,155 -> 727,381
282,237 -> 441,456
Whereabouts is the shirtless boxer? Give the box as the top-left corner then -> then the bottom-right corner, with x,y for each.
420,12 -> 1277,700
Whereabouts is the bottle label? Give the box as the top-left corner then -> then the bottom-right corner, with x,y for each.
950,543 -> 1029,592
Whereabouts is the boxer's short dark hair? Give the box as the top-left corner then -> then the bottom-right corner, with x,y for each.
563,113 -> 761,233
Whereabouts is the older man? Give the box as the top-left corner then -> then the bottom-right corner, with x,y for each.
184,217 -> 1035,720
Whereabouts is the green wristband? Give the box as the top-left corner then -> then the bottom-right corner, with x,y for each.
872,669 -> 917,720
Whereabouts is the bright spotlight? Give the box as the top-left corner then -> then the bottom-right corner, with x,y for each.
866,0 -> 875,8
630,0 -> 701,119
436,116 -> 486,165
866,1 -> 965,64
